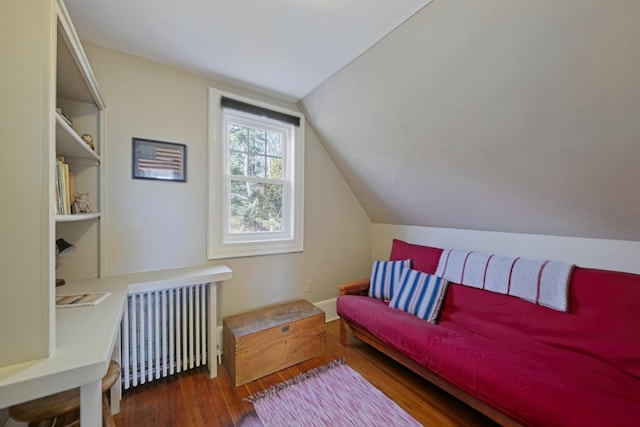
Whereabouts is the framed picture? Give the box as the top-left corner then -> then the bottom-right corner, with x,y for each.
132,138 -> 186,182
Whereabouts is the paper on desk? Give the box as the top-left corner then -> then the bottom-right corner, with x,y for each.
56,292 -> 110,308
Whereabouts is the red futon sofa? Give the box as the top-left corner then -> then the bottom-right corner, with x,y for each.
337,239 -> 640,426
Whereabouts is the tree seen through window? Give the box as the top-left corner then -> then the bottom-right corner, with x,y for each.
228,123 -> 284,233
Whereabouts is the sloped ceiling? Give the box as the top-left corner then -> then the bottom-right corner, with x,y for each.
300,0 -> 640,241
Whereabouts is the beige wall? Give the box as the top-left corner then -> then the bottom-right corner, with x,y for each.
83,44 -> 372,317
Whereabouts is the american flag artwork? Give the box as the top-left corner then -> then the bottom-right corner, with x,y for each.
133,138 -> 186,181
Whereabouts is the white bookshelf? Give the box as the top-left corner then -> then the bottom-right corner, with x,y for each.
55,2 -> 106,284
0,0 -> 107,370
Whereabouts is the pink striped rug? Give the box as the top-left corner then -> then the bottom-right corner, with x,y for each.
245,359 -> 422,427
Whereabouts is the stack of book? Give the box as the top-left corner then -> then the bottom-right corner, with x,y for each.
55,156 -> 75,215
55,108 -> 73,127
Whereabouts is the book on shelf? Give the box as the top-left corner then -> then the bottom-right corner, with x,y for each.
56,157 -> 65,214
55,108 -> 73,127
55,156 -> 75,215
68,171 -> 75,207
54,165 -> 61,215
63,162 -> 70,214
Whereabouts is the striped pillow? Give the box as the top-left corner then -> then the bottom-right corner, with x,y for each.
369,259 -> 412,301
390,268 -> 449,323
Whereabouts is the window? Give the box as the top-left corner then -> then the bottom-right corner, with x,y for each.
208,88 -> 304,259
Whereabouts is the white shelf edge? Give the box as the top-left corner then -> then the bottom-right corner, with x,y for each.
56,0 -> 106,110
55,113 -> 101,162
55,212 -> 101,223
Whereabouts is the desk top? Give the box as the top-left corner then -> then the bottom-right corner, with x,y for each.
0,264 -> 231,408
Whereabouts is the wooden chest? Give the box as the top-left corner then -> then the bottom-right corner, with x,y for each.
222,300 -> 326,386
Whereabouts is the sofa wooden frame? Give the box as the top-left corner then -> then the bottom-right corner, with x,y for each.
338,278 -> 522,427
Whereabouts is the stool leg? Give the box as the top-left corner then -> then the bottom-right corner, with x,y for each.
54,410 -> 80,427
102,396 -> 115,427
27,421 -> 55,427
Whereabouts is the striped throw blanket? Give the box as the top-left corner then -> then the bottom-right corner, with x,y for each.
435,249 -> 575,312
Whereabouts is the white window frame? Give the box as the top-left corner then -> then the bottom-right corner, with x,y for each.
207,88 -> 304,259
222,110 -> 292,242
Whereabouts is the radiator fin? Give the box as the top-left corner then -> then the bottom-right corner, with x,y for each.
121,283 -> 209,389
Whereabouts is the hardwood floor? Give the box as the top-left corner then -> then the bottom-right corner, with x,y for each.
114,320 -> 498,426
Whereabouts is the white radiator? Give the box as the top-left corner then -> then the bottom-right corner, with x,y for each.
120,283 -> 209,389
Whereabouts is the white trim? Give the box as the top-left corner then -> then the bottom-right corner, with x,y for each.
314,297 -> 339,322
55,0 -> 106,110
207,88 -> 304,259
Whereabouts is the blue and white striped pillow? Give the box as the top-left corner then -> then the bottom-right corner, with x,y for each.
369,259 -> 412,301
390,268 -> 449,323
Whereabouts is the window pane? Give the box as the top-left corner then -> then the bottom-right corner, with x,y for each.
229,151 -> 246,176
229,180 -> 283,233
248,154 -> 266,178
267,132 -> 282,156
267,157 -> 282,179
229,124 -> 247,152
249,129 -> 266,156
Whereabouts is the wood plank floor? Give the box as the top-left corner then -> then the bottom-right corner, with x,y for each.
114,320 -> 498,426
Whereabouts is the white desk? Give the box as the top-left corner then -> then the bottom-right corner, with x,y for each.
0,264 -> 232,426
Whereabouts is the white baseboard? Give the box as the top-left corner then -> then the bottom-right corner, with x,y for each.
216,297 -> 338,357
314,297 -> 338,322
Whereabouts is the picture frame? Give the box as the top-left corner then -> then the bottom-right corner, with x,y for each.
132,138 -> 187,182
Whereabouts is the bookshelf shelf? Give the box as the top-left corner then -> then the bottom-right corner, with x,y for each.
55,114 -> 101,163
55,213 -> 101,223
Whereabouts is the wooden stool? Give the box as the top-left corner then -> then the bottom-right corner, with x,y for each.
9,360 -> 120,427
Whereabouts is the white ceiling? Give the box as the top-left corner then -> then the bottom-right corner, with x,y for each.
64,0 -> 432,101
